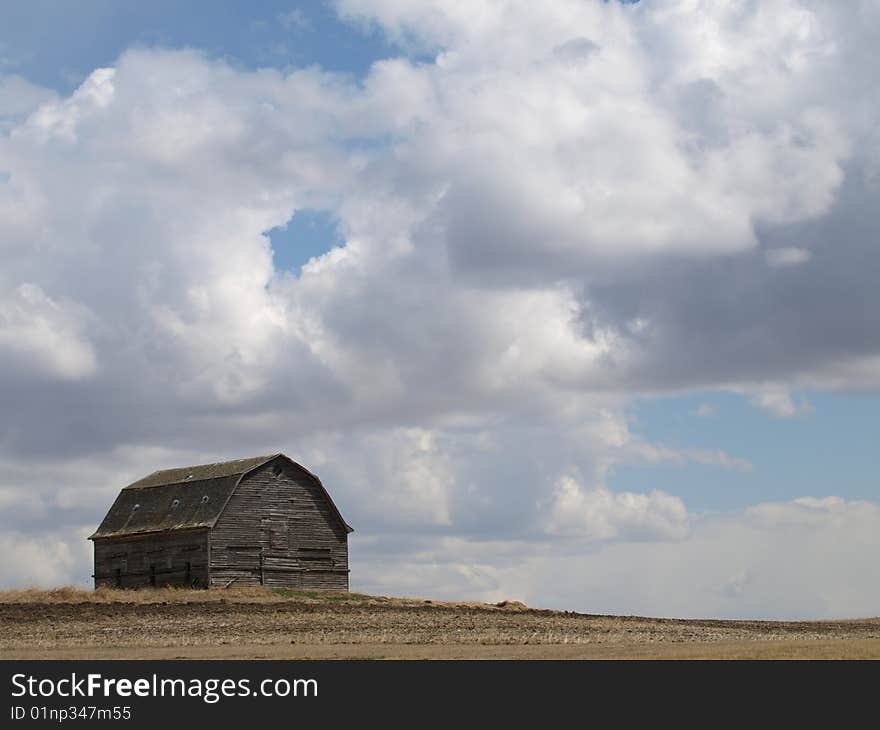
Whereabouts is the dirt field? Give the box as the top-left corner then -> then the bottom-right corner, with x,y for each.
2,587 -> 879,660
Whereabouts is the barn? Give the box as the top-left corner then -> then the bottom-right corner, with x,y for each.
89,453 -> 352,590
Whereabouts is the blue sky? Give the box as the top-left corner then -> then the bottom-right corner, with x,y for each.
0,0 -> 392,91
620,391 -> 879,513
1,0 -> 878,617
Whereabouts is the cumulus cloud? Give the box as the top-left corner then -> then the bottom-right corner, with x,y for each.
332,0 -> 880,397
0,284 -> 97,380
542,473 -> 689,541
305,428 -> 456,526
0,1 -> 878,616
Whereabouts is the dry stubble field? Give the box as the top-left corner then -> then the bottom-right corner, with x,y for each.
2,587 -> 879,659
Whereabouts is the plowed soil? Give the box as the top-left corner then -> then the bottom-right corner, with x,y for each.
2,588 -> 879,659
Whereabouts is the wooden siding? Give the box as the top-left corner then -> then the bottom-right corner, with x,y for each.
209,458 -> 349,590
93,529 -> 209,589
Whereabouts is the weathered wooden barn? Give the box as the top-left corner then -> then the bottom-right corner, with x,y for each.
90,454 -> 352,590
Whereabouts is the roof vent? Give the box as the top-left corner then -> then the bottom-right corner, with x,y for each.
185,474 -> 193,480
132,504 -> 140,512
171,498 -> 180,508
201,495 -> 209,504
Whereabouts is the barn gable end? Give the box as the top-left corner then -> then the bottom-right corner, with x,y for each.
90,453 -> 352,590
210,456 -> 350,590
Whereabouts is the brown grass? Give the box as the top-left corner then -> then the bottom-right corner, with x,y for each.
0,586 -> 525,609
0,585 -> 271,604
2,587 -> 879,660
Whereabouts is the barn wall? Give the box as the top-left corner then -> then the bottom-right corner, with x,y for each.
209,459 -> 349,590
93,529 -> 209,589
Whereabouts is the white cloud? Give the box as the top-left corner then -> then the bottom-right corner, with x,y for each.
765,247 -> 813,268
0,74 -> 56,125
0,532 -> 83,588
339,0 -> 852,261
624,442 -> 752,472
305,428 -> 456,526
749,388 -> 813,419
0,283 -> 96,380
543,472 -> 690,541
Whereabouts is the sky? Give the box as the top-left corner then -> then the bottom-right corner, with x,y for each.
0,0 -> 878,620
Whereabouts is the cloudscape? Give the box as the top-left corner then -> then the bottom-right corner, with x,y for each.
1,0 -> 879,619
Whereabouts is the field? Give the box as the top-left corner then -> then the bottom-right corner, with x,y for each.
2,587 -> 880,660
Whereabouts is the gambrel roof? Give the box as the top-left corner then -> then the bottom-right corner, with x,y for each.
122,454 -> 276,490
89,453 -> 353,539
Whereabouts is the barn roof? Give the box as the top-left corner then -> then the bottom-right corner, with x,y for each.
122,454 -> 277,490
89,453 -> 353,539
